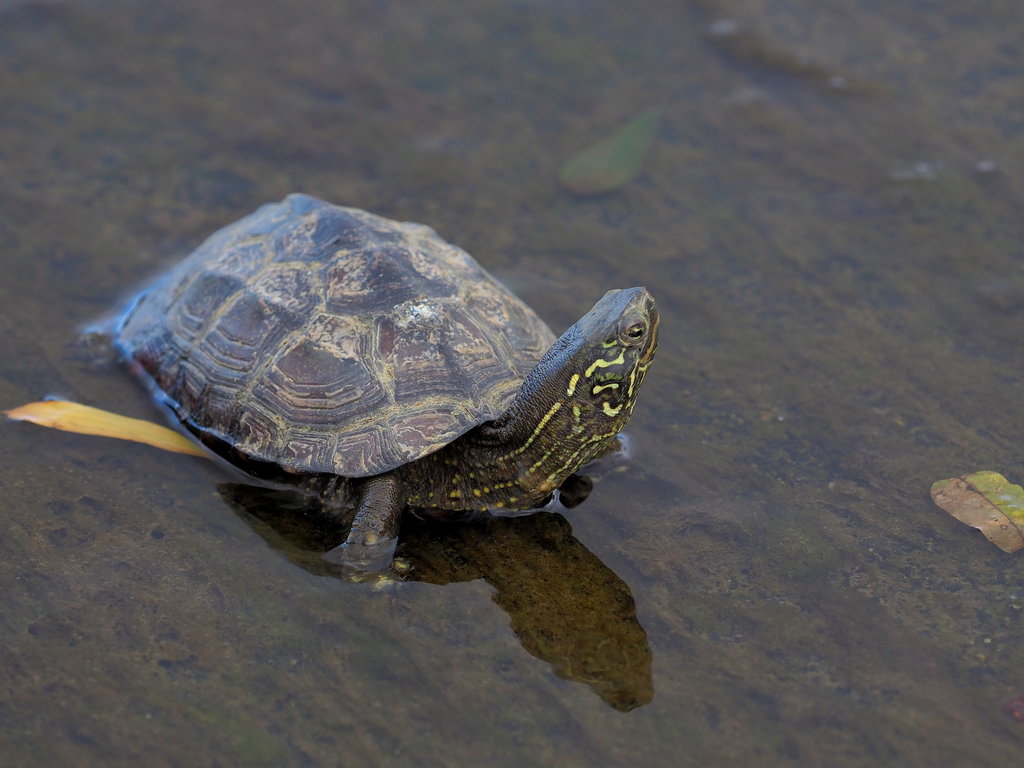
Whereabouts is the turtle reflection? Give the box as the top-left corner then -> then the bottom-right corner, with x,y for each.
218,481 -> 653,712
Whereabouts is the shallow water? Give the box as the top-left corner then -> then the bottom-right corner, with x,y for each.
3,0 -> 1024,765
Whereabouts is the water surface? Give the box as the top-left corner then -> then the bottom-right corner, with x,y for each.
3,0 -> 1024,765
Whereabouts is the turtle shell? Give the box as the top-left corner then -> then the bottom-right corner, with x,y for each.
117,194 -> 556,477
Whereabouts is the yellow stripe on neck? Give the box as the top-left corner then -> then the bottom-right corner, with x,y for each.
512,401 -> 562,456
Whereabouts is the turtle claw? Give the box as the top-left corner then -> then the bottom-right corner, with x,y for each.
322,534 -> 400,582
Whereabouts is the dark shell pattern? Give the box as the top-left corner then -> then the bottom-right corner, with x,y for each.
117,194 -> 556,477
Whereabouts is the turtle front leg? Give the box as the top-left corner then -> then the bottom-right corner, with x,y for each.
323,473 -> 404,574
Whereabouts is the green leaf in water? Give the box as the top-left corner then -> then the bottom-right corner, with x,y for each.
930,470 -> 1024,553
560,109 -> 660,196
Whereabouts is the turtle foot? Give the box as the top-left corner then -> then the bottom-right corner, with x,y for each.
322,533 -> 400,582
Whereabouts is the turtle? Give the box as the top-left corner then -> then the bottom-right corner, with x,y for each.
116,193 -> 658,572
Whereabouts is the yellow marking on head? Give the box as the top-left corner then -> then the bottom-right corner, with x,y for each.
629,358 -> 652,397
585,351 -> 625,378
602,402 -> 623,417
592,382 -> 620,395
626,368 -> 637,397
508,497 -> 518,504
495,502 -> 505,508
566,373 -> 580,396
602,339 -> 618,348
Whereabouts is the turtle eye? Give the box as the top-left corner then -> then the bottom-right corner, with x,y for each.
622,322 -> 646,343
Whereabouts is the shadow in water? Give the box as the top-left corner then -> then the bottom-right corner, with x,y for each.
218,481 -> 654,712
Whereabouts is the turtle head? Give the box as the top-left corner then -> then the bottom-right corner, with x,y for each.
466,286 -> 658,503
563,287 -> 659,430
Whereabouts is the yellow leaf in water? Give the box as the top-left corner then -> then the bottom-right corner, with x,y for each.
5,400 -> 207,458
930,471 -> 1024,553
560,109 -> 660,196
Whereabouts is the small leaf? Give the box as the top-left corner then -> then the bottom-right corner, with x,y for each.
560,109 -> 660,196
930,471 -> 1024,553
5,400 -> 207,458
